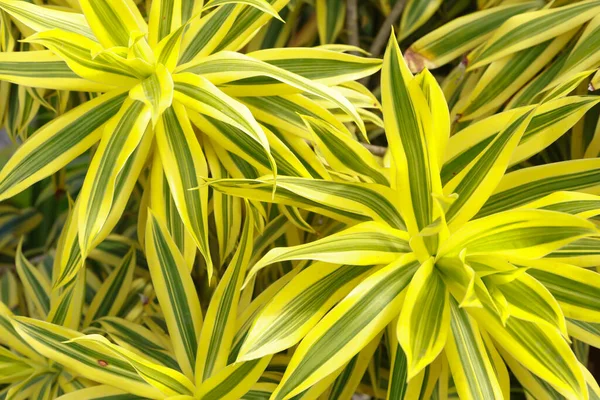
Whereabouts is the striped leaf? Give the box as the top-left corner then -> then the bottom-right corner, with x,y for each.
214,0 -> 288,51
472,305 -> 585,400
178,4 -> 241,64
146,211 -> 204,380
203,0 -> 282,21
514,258 -> 600,323
439,209 -> 597,259
0,304 -> 43,363
568,319 -> 600,348
469,0 -> 600,68
244,48 -> 381,87
98,317 -> 179,371
240,94 -> 347,141
0,0 -> 95,39
551,13 -> 600,89
316,0 -> 345,44
302,116 -> 388,185
499,348 -> 565,400
399,0 -> 443,40
238,262 -> 375,361
271,254 -> 419,399
209,177 -> 404,229
443,110 -> 533,229
11,317 -> 164,398
0,50 -> 111,92
82,249 -> 136,327
155,103 -> 212,275
173,72 -> 275,176
196,357 -> 271,400
176,51 -> 365,135
78,0 -> 147,48
327,333 -> 382,400
460,33 -> 572,121
196,204 -> 254,383
398,258 -> 450,379
521,191 -> 600,219
129,65 -> 174,126
15,242 -> 50,318
445,299 -> 503,400
24,30 -> 151,87
546,236 -> 600,267
493,270 -> 567,334
386,318 -> 408,400
245,222 -> 409,284
149,152 -> 196,271
444,96 -> 600,184
479,159 -> 600,217
77,98 -> 152,255
148,0 -> 182,46
205,143 -> 243,264
69,334 -> 195,397
382,33 -> 442,257
0,90 -> 127,201
405,1 -> 543,71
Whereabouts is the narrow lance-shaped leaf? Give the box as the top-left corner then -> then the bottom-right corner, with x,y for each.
15,241 -> 50,318
238,262 -> 376,362
404,1 -> 543,71
203,0 -> 282,21
514,258 -> 600,323
98,317 -> 179,371
0,0 -> 95,39
0,90 -> 127,201
82,249 -> 136,327
12,317 -> 164,398
399,0 -> 442,40
178,4 -> 241,64
382,33 -> 442,257
176,51 -> 366,136
196,203 -> 254,384
471,304 -> 586,400
244,221 -> 409,286
0,50 -> 112,92
204,140 -> 242,264
316,0 -> 345,44
150,152 -> 196,271
146,211 -> 204,381
245,48 -> 382,87
77,98 -> 152,256
479,159 -> 600,217
445,298 -> 506,400
208,177 -> 405,229
469,0 -> 600,68
173,72 -> 275,177
438,209 -> 597,259
444,109 -> 534,230
195,357 -> 272,400
78,0 -> 148,48
303,116 -> 388,185
460,33 -> 573,121
69,334 -> 196,397
398,258 -> 450,379
155,103 -> 213,275
271,254 -> 420,400
24,30 -> 151,86
148,0 -> 182,46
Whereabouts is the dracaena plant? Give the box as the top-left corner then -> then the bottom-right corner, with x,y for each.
0,0 -> 381,287
207,33 -> 600,399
